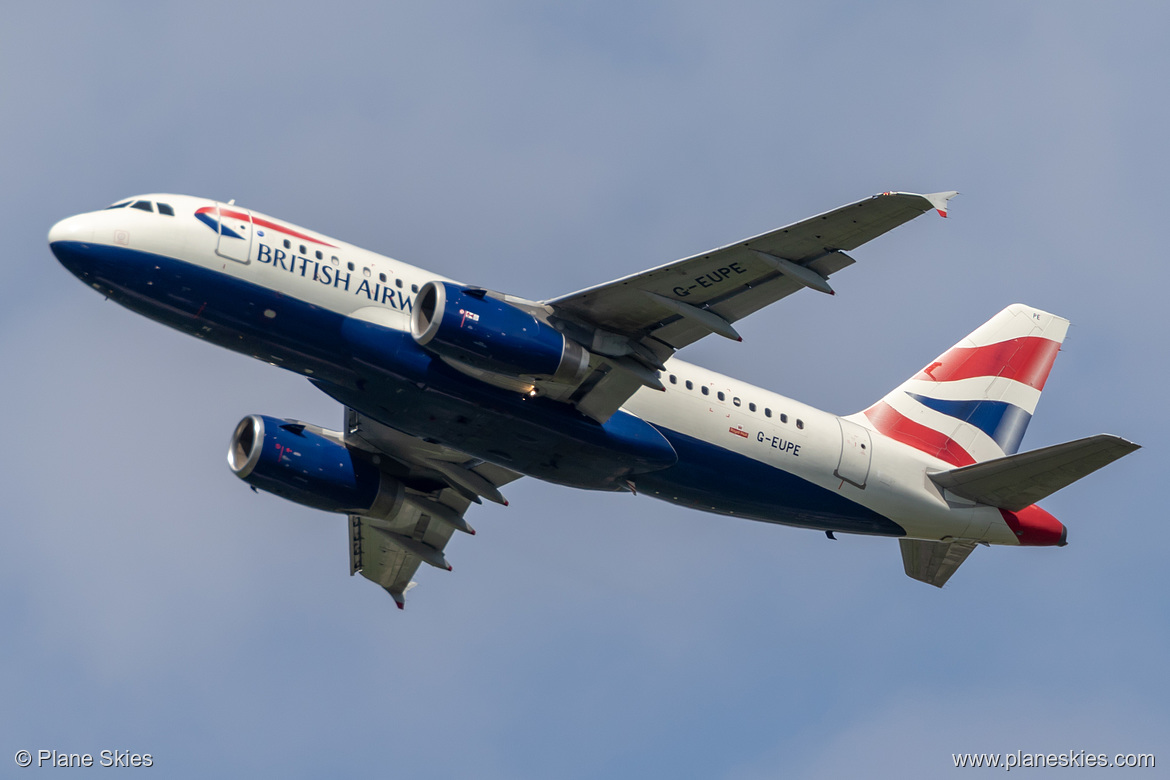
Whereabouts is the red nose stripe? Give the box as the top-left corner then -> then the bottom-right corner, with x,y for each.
195,206 -> 337,248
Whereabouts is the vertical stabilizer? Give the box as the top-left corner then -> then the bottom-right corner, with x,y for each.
862,304 -> 1068,466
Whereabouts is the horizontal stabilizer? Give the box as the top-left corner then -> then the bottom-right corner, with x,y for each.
900,538 -> 977,588
929,434 -> 1140,511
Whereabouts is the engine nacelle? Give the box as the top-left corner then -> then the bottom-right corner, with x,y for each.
411,281 -> 588,383
227,415 -> 404,516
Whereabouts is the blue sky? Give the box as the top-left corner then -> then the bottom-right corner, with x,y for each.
2,2 -> 1166,777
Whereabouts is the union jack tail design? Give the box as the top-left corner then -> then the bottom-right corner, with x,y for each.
861,304 -> 1068,466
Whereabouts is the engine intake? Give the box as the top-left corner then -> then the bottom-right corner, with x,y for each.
411,281 -> 588,383
227,415 -> 404,516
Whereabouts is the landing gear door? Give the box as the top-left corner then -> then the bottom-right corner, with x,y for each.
215,204 -> 253,264
835,417 -> 872,489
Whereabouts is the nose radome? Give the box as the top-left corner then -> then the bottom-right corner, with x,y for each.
48,214 -> 94,245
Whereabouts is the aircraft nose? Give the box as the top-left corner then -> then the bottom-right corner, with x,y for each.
48,214 -> 94,246
49,213 -> 100,279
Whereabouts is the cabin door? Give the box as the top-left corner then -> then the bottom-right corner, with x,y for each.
215,203 -> 253,264
835,417 -> 872,488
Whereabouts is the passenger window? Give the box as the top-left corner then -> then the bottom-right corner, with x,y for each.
379,273 -> 386,283
396,279 -> 403,289
347,262 -> 355,271
331,256 -> 339,266
131,200 -> 153,212
104,201 -> 130,209
749,402 -> 756,412
299,244 -> 307,255
765,408 -> 772,418
363,267 -> 371,278
796,419 -> 804,430
733,397 -> 741,407
411,284 -> 419,293
156,203 -> 174,216
701,386 -> 709,396
781,414 -> 788,424
717,391 -> 725,401
685,380 -> 693,390
669,375 -> 677,384
315,250 -> 323,260
283,239 -> 291,249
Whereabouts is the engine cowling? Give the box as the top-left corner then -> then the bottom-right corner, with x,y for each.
227,415 -> 404,516
411,281 -> 588,383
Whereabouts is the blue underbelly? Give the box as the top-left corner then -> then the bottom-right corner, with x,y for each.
52,241 -> 677,489
635,427 -> 904,536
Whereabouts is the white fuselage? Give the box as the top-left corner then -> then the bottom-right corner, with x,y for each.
49,193 -> 1027,547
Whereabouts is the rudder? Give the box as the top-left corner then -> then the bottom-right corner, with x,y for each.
860,304 -> 1068,466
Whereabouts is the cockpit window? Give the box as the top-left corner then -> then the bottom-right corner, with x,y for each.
130,200 -> 154,212
104,201 -> 131,210
157,202 -> 174,216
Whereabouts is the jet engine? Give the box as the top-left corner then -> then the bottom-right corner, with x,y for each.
227,414 -> 406,517
411,281 -> 589,383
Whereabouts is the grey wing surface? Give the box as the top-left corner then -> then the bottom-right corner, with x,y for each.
343,409 -> 522,609
545,191 -> 956,422
899,538 -> 978,588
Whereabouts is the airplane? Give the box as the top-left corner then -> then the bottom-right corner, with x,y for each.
48,191 -> 1139,608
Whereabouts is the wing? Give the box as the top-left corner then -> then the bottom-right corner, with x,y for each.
342,408 -> 522,609
545,191 -> 957,422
